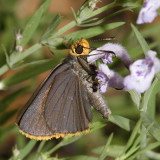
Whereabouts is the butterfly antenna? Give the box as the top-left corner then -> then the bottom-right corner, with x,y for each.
89,37 -> 116,42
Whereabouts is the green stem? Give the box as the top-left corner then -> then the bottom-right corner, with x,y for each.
46,143 -> 61,155
0,64 -> 8,76
37,141 -> 46,153
19,140 -> 37,159
89,2 -> 117,18
48,20 -> 76,39
0,43 -> 42,76
34,141 -> 46,159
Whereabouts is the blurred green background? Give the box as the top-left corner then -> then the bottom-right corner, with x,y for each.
0,0 -> 160,160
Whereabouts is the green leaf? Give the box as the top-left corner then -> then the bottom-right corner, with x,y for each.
123,120 -> 141,153
47,135 -> 82,155
63,155 -> 98,160
47,121 -> 108,155
141,78 -> 160,117
80,7 -> 134,27
90,121 -> 107,133
19,140 -> 37,159
0,43 -> 42,76
43,22 -> 125,49
146,78 -> 160,117
115,0 -> 139,7
10,43 -> 42,65
0,64 -> 8,76
2,45 -> 10,67
21,0 -> 52,47
92,145 -> 124,157
88,2 -> 118,19
65,22 -> 125,41
99,133 -> 114,160
128,90 -> 141,108
131,23 -> 150,55
71,7 -> 77,20
40,15 -> 62,41
141,111 -> 160,141
109,114 -> 134,131
128,141 -> 160,160
146,150 -> 160,160
1,58 -> 60,88
141,142 -> 160,154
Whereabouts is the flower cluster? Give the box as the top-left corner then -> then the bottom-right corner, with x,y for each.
87,43 -> 160,94
137,0 -> 160,24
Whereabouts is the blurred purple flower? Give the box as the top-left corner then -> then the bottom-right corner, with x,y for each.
96,64 -> 124,93
124,50 -> 160,93
87,43 -> 132,68
96,64 -> 111,93
137,0 -> 160,24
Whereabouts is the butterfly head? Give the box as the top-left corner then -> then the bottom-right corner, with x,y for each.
69,39 -> 90,56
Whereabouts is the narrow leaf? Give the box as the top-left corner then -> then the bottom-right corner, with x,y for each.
109,114 -> 133,131
63,155 -> 98,160
90,121 -> 107,132
131,23 -> 150,55
128,90 -> 141,108
123,120 -> 141,153
141,111 -> 160,141
141,78 -> 160,117
47,135 -> 82,155
19,140 -> 37,159
99,133 -> 114,160
65,22 -> 125,41
40,15 -> 62,41
21,0 -> 52,46
146,150 -> 160,160
1,58 -> 60,88
92,145 -> 124,157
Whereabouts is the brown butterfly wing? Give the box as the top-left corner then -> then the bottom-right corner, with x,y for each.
17,61 -> 92,140
44,69 -> 92,136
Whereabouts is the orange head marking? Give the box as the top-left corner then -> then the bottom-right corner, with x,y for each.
69,39 -> 90,56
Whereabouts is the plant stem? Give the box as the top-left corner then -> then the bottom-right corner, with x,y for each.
0,43 -> 42,76
48,20 -> 76,39
46,143 -> 61,155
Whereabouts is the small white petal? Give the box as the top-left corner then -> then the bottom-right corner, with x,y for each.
87,50 -> 104,64
98,63 -> 114,78
124,70 -> 154,93
87,43 -> 131,67
124,56 -> 156,93
136,0 -> 160,24
147,50 -> 160,73
100,83 -> 108,93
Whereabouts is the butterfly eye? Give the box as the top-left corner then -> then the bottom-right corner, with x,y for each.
69,38 -> 90,56
75,45 -> 83,54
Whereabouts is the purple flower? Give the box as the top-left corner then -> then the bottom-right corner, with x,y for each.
124,50 -> 160,93
87,43 -> 132,68
96,64 -> 111,93
96,64 -> 124,93
136,0 -> 160,24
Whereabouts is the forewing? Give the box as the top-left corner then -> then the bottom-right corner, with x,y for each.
16,63 -> 72,139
